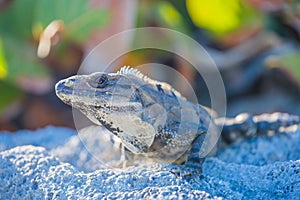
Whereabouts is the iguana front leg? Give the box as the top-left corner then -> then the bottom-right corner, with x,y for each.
183,134 -> 207,173
167,134 -> 207,179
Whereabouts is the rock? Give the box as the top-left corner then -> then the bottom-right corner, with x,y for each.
0,146 -> 218,199
0,125 -> 299,199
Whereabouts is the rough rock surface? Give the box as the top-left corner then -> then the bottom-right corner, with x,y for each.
0,126 -> 300,199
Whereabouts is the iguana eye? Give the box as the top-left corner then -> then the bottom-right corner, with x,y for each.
95,75 -> 108,88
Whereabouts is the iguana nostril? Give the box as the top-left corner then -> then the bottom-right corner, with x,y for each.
55,78 -> 76,96
65,78 -> 76,87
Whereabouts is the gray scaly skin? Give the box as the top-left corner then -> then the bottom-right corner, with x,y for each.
55,66 -> 300,175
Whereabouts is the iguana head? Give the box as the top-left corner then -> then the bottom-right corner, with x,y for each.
55,66 -> 186,154
56,67 -> 142,114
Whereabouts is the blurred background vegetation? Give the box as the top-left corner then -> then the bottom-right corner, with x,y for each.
0,0 -> 300,131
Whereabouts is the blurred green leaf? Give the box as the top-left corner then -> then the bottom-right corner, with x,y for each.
34,0 -> 109,43
156,1 -> 187,33
0,37 -> 7,79
280,51 -> 300,82
186,0 -> 261,36
67,9 -> 109,42
0,81 -> 22,113
0,0 -> 36,38
2,35 -> 50,81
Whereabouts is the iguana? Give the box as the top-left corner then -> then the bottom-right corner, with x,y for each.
55,66 -> 300,174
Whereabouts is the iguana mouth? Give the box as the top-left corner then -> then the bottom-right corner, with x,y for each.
93,102 -> 142,113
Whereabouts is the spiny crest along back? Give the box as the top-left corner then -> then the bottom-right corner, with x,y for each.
117,66 -> 185,99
